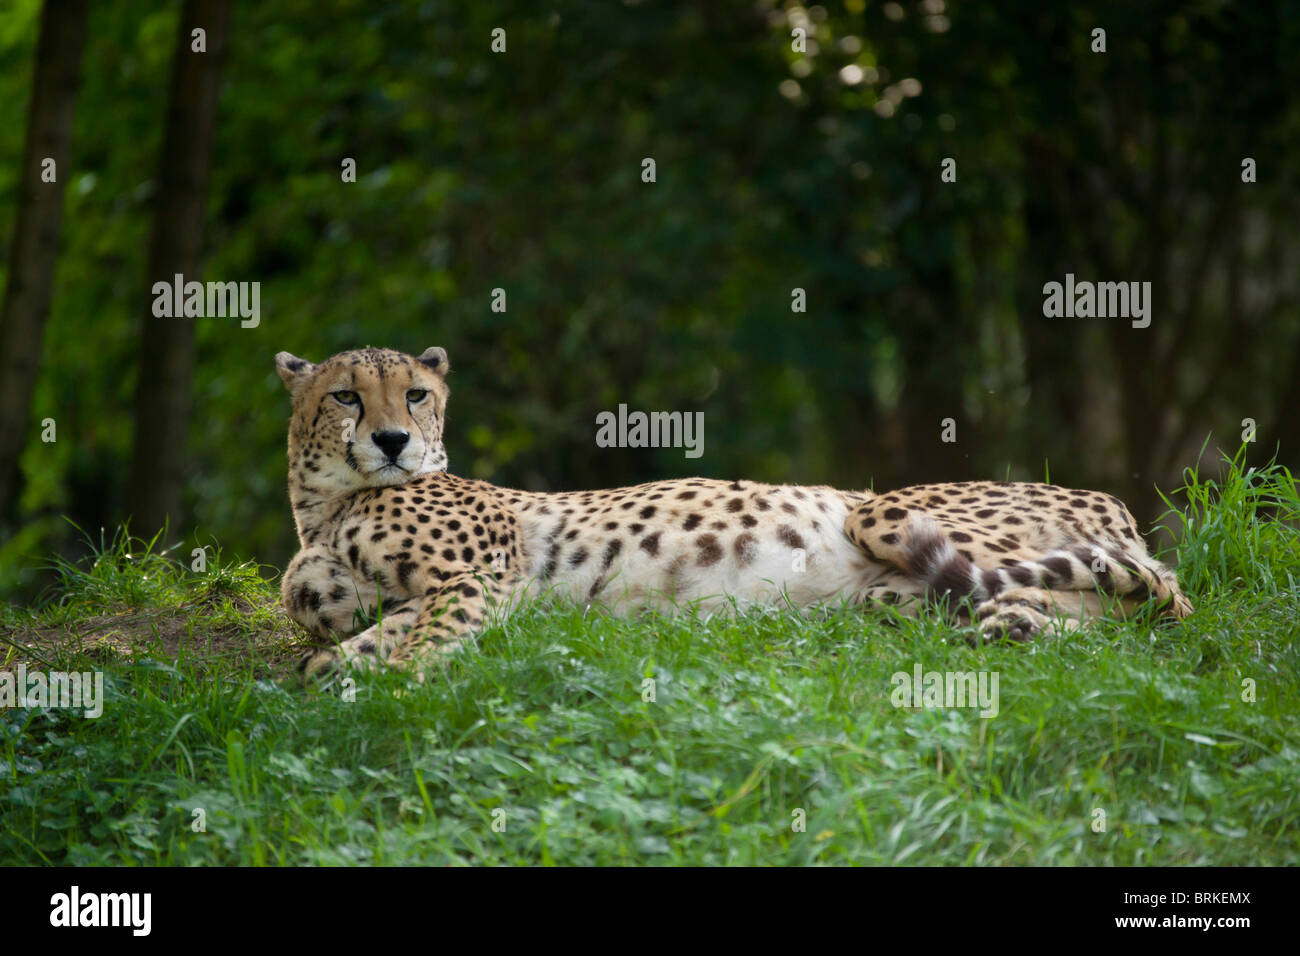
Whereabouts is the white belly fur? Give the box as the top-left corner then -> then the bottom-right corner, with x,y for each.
513,483 -> 883,615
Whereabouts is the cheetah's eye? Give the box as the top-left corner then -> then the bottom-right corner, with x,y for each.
406,389 -> 429,404
331,390 -> 360,406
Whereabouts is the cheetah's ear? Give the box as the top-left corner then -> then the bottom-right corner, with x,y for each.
275,351 -> 316,390
417,346 -> 449,376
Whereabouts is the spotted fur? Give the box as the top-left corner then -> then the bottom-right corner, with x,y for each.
276,347 -> 1193,680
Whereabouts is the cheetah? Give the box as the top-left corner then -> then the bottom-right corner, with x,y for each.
276,346 -> 1193,680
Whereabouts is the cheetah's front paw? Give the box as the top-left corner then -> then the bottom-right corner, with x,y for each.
298,629 -> 392,686
299,646 -> 345,685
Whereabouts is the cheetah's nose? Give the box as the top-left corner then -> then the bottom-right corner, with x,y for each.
372,429 -> 410,462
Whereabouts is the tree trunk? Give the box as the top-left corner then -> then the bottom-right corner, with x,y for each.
125,0 -> 231,537
1260,336 -> 1300,471
0,0 -> 90,525
892,263 -> 969,488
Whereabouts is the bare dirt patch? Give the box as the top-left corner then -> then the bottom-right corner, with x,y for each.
1,597 -> 313,682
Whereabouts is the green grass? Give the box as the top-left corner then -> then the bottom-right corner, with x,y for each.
2,451 -> 1298,865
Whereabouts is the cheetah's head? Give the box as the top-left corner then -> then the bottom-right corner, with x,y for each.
275,346 -> 451,501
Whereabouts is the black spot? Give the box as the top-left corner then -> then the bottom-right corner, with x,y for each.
777,525 -> 806,550
298,586 -> 322,612
1040,554 -> 1071,582
396,560 -> 417,586
1042,555 -> 1073,582
1010,564 -> 1036,586
542,541 -> 560,580
930,559 -> 974,602
734,533 -> 758,564
696,534 -> 723,565
980,568 -> 1005,597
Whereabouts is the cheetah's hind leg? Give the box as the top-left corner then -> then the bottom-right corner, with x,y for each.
967,587 -> 1122,643
846,498 -> 1191,637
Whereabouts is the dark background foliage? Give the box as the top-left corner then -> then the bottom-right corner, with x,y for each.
2,0 -> 1298,601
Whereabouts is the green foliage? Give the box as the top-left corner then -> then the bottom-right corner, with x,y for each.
2,455 -> 1296,864
1159,444 -> 1300,597
2,0 -> 1299,603
33,522 -> 273,615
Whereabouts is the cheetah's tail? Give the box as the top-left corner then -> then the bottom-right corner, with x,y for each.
896,513 -> 1191,618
